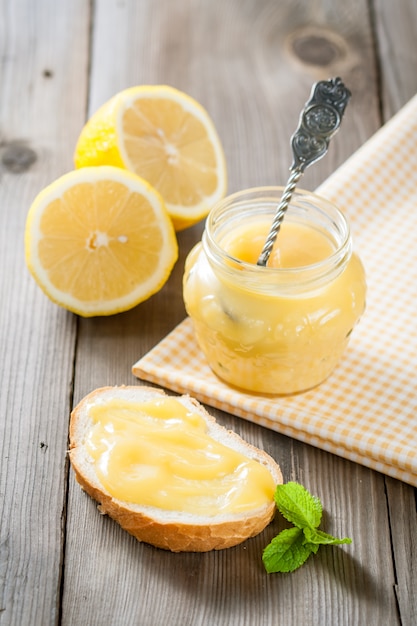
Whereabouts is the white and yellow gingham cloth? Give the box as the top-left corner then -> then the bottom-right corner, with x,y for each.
133,95 -> 417,487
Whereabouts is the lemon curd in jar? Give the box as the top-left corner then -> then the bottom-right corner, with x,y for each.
183,187 -> 366,395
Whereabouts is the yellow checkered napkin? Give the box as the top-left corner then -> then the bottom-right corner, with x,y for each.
133,95 -> 417,487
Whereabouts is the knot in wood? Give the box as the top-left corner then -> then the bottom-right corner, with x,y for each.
288,27 -> 347,68
2,142 -> 37,173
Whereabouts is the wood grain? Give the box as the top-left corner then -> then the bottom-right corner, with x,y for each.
0,1 -> 90,625
1,0 -> 416,625
372,3 -> 417,623
374,0 -> 417,119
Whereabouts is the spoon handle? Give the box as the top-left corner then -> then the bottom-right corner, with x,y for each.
256,165 -> 303,267
257,77 -> 351,267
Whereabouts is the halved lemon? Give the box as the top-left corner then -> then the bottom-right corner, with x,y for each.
74,85 -> 227,230
25,166 -> 178,317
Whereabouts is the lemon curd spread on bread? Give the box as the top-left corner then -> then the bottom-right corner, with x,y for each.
85,396 -> 275,515
69,386 -> 282,551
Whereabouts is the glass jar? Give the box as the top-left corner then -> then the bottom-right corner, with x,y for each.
183,187 -> 366,395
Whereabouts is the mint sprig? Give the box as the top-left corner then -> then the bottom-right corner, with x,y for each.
263,482 -> 352,573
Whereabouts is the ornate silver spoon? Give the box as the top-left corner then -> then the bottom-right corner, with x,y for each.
257,77 -> 351,267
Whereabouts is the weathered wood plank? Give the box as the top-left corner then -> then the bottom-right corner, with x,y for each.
374,0 -> 417,119
386,479 -> 417,626
61,1 -> 408,625
0,1 -> 90,625
371,3 -> 417,624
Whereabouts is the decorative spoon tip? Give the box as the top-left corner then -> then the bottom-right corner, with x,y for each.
257,77 -> 351,267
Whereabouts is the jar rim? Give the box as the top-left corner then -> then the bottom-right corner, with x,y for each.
204,185 -> 351,276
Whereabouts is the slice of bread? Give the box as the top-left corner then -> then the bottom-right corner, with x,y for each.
69,385 -> 283,552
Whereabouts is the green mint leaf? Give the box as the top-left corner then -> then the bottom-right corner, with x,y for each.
307,541 -> 320,554
303,527 -> 352,546
262,527 -> 314,573
274,482 -> 322,529
264,482 -> 352,574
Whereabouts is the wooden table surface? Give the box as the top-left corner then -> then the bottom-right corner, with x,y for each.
1,1 -> 417,625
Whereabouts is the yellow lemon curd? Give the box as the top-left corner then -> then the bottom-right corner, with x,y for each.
183,201 -> 366,394
85,397 -> 276,515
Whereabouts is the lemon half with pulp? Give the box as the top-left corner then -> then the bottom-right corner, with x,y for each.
25,166 -> 178,316
74,85 -> 227,230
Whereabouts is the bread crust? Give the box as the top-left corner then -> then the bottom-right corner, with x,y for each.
69,385 -> 283,552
